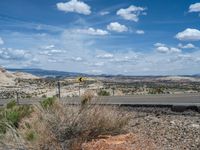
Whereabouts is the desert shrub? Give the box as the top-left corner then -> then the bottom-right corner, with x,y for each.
148,87 -> 164,94
1,99 -> 130,149
0,123 -> 26,149
41,94 -> 47,98
8,100 -> 129,149
25,130 -> 37,141
26,95 -> 32,98
0,103 -> 33,149
98,90 -> 110,96
40,97 -> 56,109
5,110 -> 20,127
6,100 -> 16,109
0,122 -> 6,134
81,91 -> 94,106
0,105 -> 33,133
6,105 -> 32,128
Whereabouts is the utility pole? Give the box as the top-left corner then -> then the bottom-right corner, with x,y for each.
57,81 -> 61,100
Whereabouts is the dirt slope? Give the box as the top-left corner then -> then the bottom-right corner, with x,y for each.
0,66 -> 38,86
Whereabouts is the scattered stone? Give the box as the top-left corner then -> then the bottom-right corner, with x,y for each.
125,107 -> 200,150
190,124 -> 200,128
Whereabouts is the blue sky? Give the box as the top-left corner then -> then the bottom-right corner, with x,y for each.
0,0 -> 200,75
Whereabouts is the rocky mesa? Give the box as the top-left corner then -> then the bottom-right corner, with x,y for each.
0,66 -> 38,86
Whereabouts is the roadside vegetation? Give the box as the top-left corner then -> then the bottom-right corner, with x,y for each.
98,89 -> 110,96
0,100 -> 33,134
0,95 -> 129,149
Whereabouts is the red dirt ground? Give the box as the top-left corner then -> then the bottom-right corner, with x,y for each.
82,133 -> 156,150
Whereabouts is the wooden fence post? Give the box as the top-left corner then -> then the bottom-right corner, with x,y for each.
57,81 -> 61,100
16,92 -> 19,105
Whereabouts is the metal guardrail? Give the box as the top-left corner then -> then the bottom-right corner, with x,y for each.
0,98 -> 43,106
1,93 -> 200,107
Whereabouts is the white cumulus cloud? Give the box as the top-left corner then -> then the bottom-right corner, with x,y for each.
107,22 -> 128,32
170,47 -> 181,53
3,26 -> 200,75
116,5 -> 146,22
76,28 -> 108,35
99,11 -> 109,16
42,45 -> 55,50
178,43 -> 195,49
154,43 -> 165,47
48,59 -> 57,63
39,49 -> 65,56
136,30 -> 145,34
71,57 -> 83,62
56,0 -> 91,15
156,46 -> 170,53
155,44 -> 181,54
0,48 -> 31,60
175,28 -> 200,41
189,3 -> 200,13
94,62 -> 105,66
96,53 -> 114,59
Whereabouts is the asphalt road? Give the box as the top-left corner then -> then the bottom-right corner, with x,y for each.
65,93 -> 200,106
1,93 -> 200,106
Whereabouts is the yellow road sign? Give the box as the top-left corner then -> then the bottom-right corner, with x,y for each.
78,77 -> 84,82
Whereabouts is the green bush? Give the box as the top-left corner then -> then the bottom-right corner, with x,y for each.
40,97 -> 56,109
148,87 -> 164,94
26,95 -> 32,98
6,100 -> 16,109
0,105 -> 33,134
98,90 -> 110,96
6,105 -> 32,127
0,122 -> 7,134
41,94 -> 47,98
6,110 -> 20,127
25,130 -> 37,141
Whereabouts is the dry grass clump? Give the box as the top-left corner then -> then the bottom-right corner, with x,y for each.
0,100 -> 33,134
0,98 -> 130,150
81,90 -> 94,105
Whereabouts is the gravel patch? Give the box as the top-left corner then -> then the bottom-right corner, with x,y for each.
123,107 -> 200,150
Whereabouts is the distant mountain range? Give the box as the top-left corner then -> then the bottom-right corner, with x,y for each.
194,74 -> 200,77
7,68 -> 88,78
6,68 -> 200,78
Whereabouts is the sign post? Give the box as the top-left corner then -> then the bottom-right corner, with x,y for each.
78,77 -> 84,97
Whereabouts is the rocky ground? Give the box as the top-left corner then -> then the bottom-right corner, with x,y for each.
82,107 -> 200,150
124,107 -> 200,150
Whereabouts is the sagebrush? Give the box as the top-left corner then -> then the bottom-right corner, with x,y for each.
0,98 -> 130,150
